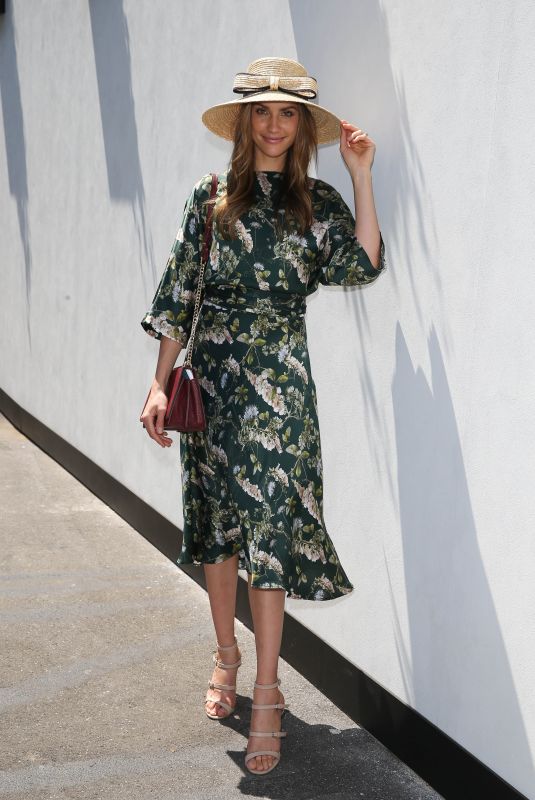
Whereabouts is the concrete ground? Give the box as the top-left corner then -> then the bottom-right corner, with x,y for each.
0,412 -> 443,800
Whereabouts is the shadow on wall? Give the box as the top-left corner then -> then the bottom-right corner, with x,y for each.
392,323 -> 533,788
290,0 -> 438,325
0,9 -> 32,347
290,0 -> 440,515
290,0 -> 533,792
88,0 -> 155,292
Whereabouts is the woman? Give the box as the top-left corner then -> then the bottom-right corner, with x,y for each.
139,57 -> 386,776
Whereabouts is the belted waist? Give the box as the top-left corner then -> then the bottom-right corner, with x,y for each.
203,284 -> 307,317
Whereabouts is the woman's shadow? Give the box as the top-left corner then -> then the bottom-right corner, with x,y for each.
218,695 -> 438,798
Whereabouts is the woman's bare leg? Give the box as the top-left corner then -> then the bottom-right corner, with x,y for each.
246,573 -> 286,773
204,553 -> 240,717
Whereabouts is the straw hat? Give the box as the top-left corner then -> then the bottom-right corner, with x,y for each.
201,57 -> 342,145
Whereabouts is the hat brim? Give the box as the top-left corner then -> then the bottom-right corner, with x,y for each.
201,93 -> 341,145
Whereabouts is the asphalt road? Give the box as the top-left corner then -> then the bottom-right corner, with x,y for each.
0,412 -> 442,800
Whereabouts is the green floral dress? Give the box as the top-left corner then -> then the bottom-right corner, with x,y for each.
141,169 -> 386,600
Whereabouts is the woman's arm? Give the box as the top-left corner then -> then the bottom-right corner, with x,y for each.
140,336 -> 183,447
340,120 -> 382,269
154,335 -> 183,390
351,166 -> 381,269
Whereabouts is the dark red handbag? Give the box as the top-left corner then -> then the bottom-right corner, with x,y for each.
142,172 -> 218,433
160,362 -> 207,432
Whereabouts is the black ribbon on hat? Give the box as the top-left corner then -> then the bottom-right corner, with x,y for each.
233,73 -> 317,100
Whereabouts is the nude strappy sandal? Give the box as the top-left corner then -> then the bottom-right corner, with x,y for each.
245,677 -> 289,775
204,634 -> 242,720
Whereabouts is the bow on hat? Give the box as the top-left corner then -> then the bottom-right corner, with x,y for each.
232,72 -> 318,100
201,57 -> 342,144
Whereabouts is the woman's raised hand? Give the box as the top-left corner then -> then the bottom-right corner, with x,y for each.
140,383 -> 174,447
339,120 -> 375,172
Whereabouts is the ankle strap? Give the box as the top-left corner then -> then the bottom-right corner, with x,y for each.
216,635 -> 237,650
254,677 -> 281,689
212,653 -> 241,669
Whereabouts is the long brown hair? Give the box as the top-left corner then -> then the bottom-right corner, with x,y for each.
211,102 -> 318,239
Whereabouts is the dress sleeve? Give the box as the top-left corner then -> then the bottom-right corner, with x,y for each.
316,184 -> 386,286
140,176 -> 209,346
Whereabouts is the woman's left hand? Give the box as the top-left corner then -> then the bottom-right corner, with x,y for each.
339,120 -> 375,172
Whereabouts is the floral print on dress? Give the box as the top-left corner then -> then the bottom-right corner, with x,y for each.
141,169 -> 386,600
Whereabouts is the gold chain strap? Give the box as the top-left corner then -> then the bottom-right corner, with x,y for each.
183,174 -> 218,368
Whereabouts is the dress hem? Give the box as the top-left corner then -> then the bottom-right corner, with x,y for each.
176,551 -> 354,602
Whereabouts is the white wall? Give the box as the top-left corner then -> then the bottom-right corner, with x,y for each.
1,1 -> 534,795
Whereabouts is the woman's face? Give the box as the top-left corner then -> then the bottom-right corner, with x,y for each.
250,101 -> 300,168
